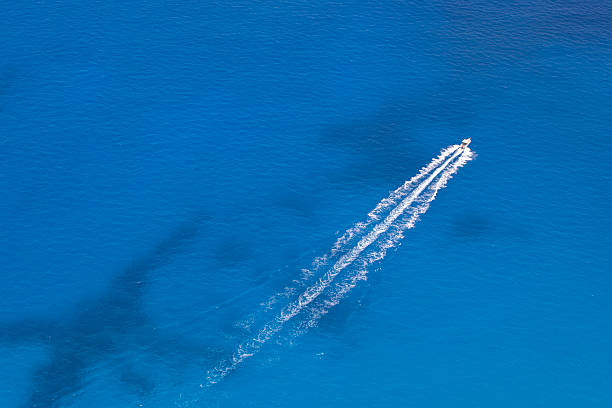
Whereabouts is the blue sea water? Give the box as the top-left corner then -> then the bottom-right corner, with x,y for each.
1,1 -> 611,407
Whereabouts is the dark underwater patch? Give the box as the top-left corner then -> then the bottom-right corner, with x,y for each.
212,236 -> 254,268
319,92 -> 474,185
0,64 -> 17,97
0,217 -> 205,408
26,349 -> 88,408
320,103 -> 420,182
275,189 -> 318,218
119,365 -> 156,397
449,213 -> 490,238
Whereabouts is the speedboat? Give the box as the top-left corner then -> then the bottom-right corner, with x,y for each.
460,138 -> 471,149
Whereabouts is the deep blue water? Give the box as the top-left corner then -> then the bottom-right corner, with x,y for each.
1,1 -> 611,407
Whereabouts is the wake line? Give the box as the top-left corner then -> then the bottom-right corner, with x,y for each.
249,145 -> 459,317
294,149 -> 474,333
206,146 -> 468,385
327,145 -> 458,259
277,150 -> 461,321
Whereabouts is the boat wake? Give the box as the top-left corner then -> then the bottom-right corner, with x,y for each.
205,144 -> 474,385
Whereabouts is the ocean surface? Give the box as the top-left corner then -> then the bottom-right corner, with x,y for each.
1,1 -> 611,407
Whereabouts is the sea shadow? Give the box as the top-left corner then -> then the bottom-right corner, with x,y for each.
0,215 -> 212,408
0,64 -> 18,112
319,90 -> 475,185
0,64 -> 16,93
274,189 -> 318,218
320,102 -> 422,184
446,211 -> 531,244
449,213 -> 490,238
212,236 -> 254,269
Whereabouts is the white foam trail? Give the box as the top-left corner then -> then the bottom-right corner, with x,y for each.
206,146 -> 465,385
247,145 -> 459,319
328,145 -> 458,257
377,149 -> 473,254
293,149 -> 474,333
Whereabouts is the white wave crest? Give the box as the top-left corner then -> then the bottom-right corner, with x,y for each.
292,149 -> 475,333
206,145 -> 473,385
